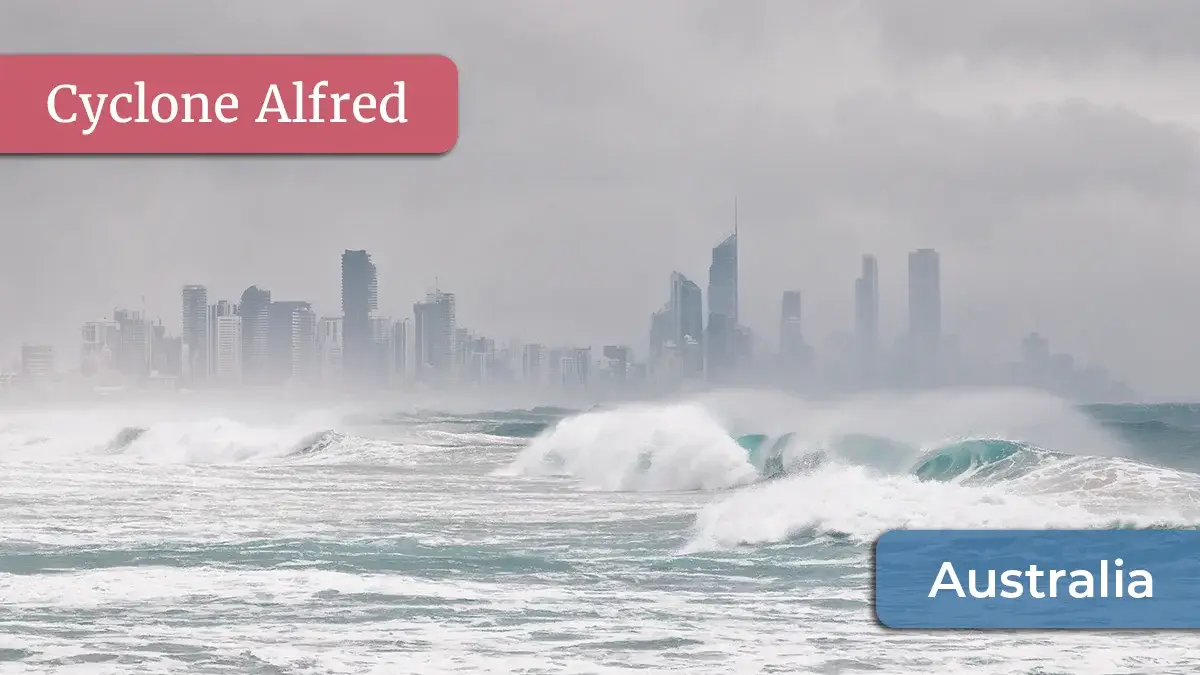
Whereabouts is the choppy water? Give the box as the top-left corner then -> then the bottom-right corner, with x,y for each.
3,388 -> 1200,674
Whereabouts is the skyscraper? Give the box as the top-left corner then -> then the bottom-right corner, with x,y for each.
907,248 -> 942,383
649,304 -> 671,361
370,316 -> 396,385
181,285 -> 209,382
207,300 -> 237,378
391,318 -> 409,383
522,343 -> 545,384
708,234 -> 738,322
854,254 -> 880,381
670,271 -> 703,376
238,286 -> 271,385
211,313 -> 241,383
113,309 -> 151,379
706,229 -> 738,380
779,291 -> 811,379
80,319 -> 119,376
268,300 -> 317,384
341,250 -> 378,385
317,317 -> 344,385
413,290 -> 455,384
603,345 -> 630,383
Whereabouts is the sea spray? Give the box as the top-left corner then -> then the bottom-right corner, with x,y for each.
682,464 -> 1084,551
502,402 -> 758,491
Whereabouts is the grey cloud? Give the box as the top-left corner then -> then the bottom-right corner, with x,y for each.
870,0 -> 1200,63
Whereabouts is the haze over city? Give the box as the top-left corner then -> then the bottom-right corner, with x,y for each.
4,1 -> 1200,398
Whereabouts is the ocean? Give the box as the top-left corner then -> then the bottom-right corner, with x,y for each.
2,388 -> 1200,674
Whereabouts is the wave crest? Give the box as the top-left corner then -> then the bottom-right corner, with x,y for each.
94,418 -> 337,463
501,403 -> 758,491
909,438 -> 1063,483
494,390 -> 1200,552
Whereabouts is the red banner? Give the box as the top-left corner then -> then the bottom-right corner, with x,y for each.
0,54 -> 459,154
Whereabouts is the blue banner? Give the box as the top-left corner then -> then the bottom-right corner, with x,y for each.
874,530 -> 1200,629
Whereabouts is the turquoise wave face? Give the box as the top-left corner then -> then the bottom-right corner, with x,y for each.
733,433 -> 1065,485
910,439 -> 1063,483
734,433 -> 796,478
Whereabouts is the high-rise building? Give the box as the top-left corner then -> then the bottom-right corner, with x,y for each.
151,322 -> 183,377
670,271 -> 704,377
238,286 -> 271,384
207,300 -> 237,378
453,327 -> 473,378
522,343 -> 545,384
557,347 -> 592,388
292,303 -> 318,383
708,234 -> 738,321
80,319 -> 119,376
212,314 -> 242,382
268,300 -> 317,384
908,248 -> 941,339
854,254 -> 880,381
391,318 -> 409,383
464,334 -> 496,384
341,250 -> 378,385
649,303 -> 671,361
413,290 -> 456,384
181,285 -> 209,382
907,248 -> 942,383
113,309 -> 151,378
706,229 -> 738,380
368,316 -> 396,385
779,291 -> 812,381
603,345 -> 630,383
317,317 -> 344,385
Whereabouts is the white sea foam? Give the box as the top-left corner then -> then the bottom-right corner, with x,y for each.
2,390 -> 1200,674
498,388 -> 1200,552
502,402 -> 759,491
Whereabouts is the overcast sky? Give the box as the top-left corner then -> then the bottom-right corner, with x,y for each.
3,1 -> 1200,398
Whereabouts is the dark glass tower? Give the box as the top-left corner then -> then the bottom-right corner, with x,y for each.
341,250 -> 378,385
238,285 -> 272,385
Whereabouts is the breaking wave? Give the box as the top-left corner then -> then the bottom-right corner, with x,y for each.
501,402 -> 759,491
1,415 -> 390,465
501,388 -> 1200,550
7,390 -> 1200,555
0,403 -> 562,467
94,420 -> 350,463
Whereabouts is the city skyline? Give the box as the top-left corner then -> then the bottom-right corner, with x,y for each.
5,3 -> 1200,397
3,233 -> 1132,403
0,209 -> 1156,397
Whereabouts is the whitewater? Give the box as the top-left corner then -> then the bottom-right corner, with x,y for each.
3,388 -> 1200,674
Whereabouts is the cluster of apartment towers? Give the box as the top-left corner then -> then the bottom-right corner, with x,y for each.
54,234 -> 945,392
167,250 -> 545,389
66,250 -> 602,390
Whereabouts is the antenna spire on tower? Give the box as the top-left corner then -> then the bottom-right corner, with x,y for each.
734,195 -> 739,237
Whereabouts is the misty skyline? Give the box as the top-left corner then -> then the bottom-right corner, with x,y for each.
4,1 -> 1200,398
